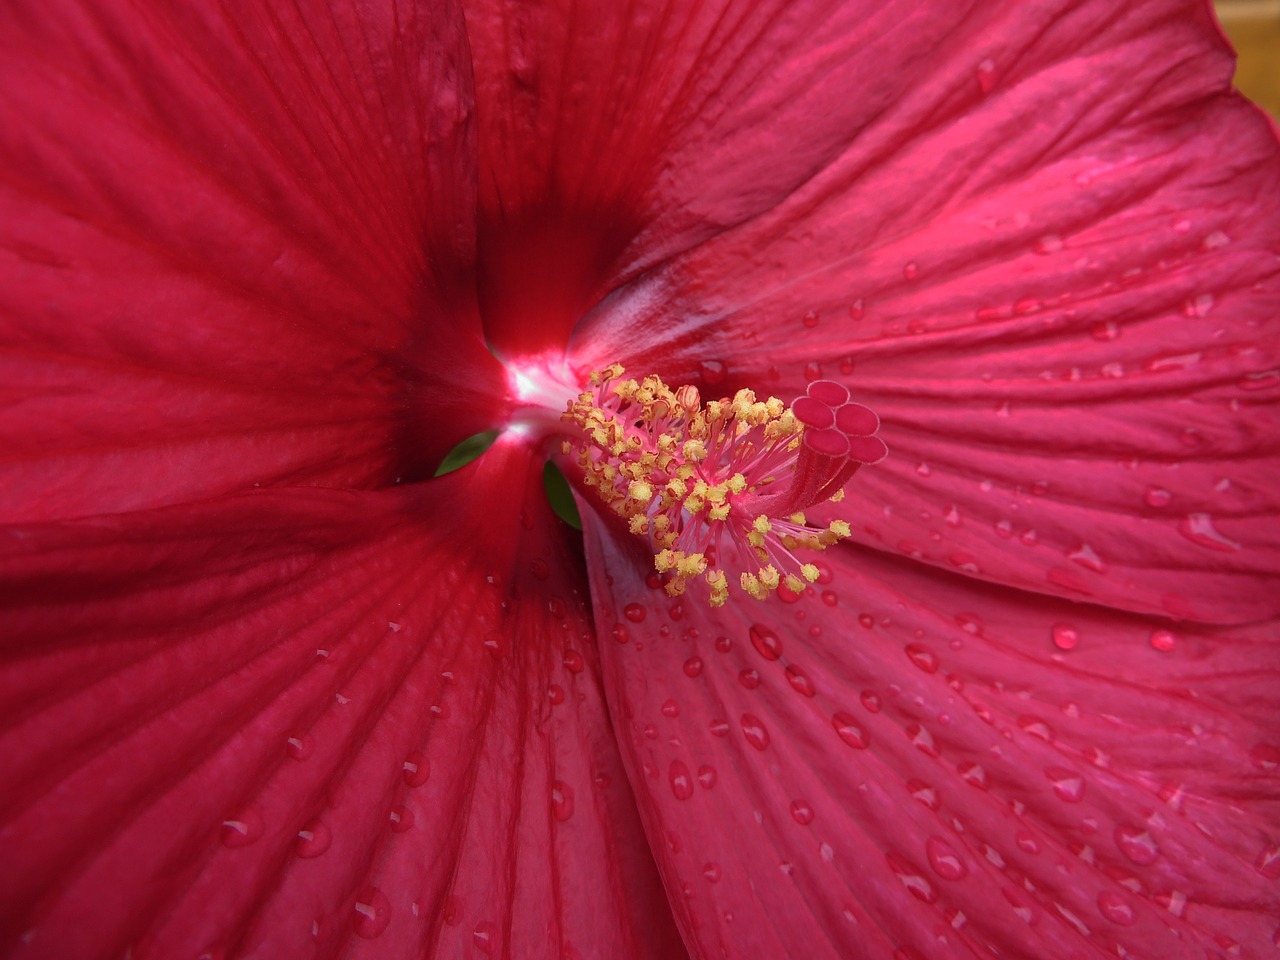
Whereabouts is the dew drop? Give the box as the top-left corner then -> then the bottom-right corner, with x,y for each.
611,624 -> 630,644
683,656 -> 704,678
925,837 -> 969,880
552,780 -> 575,821
1249,743 -> 1280,770
975,57 -> 997,93
623,604 -> 646,622
832,712 -> 870,749
906,723 -> 939,758
903,261 -> 919,281
1045,767 -> 1086,803
1178,513 -> 1242,552
1067,543 -> 1107,573
1051,623 -> 1079,651
904,643 -> 939,674
748,623 -> 783,661
1255,842 -> 1280,879
789,800 -> 814,825
661,698 -> 680,718
220,810 -> 263,848
740,714 -> 771,751
1015,831 -> 1040,855
886,853 -> 937,903
295,820 -> 332,858
958,762 -> 988,790
403,751 -> 430,787
906,779 -> 939,810
353,888 -> 392,939
472,921 -> 497,955
697,765 -> 718,789
703,862 -> 722,882
286,734 -> 314,761
1115,825 -> 1160,865
699,360 -> 727,385
389,804 -> 414,833
1149,629 -> 1175,652
1144,486 -> 1172,508
860,691 -> 882,713
1096,891 -> 1136,927
801,309 -> 819,328
738,668 -> 760,690
1033,233 -> 1063,254
669,760 -> 694,801
785,665 -> 816,697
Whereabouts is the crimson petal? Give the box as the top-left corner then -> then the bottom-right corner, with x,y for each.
0,0 -> 503,524
583,514 -> 1280,959
0,445 -> 684,959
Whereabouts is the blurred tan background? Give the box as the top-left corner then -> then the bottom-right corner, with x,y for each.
1217,0 -> 1280,118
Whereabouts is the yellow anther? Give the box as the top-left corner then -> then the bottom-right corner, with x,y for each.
784,574 -> 806,593
629,480 -> 653,503
629,515 -> 650,536
708,502 -> 730,522
753,515 -> 772,534
727,473 -> 747,494
829,520 -> 852,539
682,439 -> 707,462
801,563 -> 820,582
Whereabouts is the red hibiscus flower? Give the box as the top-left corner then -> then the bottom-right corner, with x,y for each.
2,1 -> 1278,958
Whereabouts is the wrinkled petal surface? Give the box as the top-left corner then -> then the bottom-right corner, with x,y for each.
0,0 -> 502,524
0,445 -> 685,959
565,0 -> 1280,623
583,512 -> 1280,959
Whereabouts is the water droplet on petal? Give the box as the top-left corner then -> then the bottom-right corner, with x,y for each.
740,714 -> 770,751
925,837 -> 969,880
1115,825 -> 1160,865
669,760 -> 694,800
353,888 -> 392,939
976,57 -> 997,93
906,723 -> 939,758
1255,842 -> 1280,879
904,643 -> 939,673
887,853 -> 937,903
1178,513 -> 1242,551
286,734 -> 314,760
907,780 -> 939,810
832,712 -> 870,749
789,800 -> 814,825
703,862 -> 721,882
749,623 -> 783,661
1149,629 -> 1175,652
697,765 -> 718,789
403,752 -> 430,787
1045,767 -> 1086,803
699,360 -> 727,385
624,604 -> 646,622
785,665 -> 816,697
295,820 -> 332,858
221,810 -> 263,848
472,921 -> 498,955
1034,233 -> 1063,254
1051,624 -> 1079,651
1096,891 -> 1136,926
552,781 -> 575,821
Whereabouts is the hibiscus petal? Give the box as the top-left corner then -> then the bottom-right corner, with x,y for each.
464,0 -> 1033,358
570,0 -> 1280,622
0,0 -> 503,523
0,444 -> 685,959
582,514 -> 1280,959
